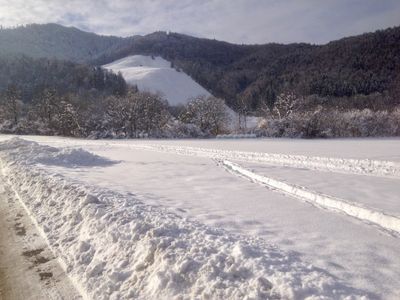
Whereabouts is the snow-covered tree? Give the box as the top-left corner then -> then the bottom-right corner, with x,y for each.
236,95 -> 251,131
141,92 -> 170,135
34,88 -> 58,124
105,90 -> 170,138
180,96 -> 230,135
273,92 -> 301,120
1,84 -> 22,125
54,98 -> 81,136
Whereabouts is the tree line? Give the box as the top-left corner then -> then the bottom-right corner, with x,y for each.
0,84 -> 232,138
254,92 -> 400,138
2,83 -> 398,139
0,52 -> 398,139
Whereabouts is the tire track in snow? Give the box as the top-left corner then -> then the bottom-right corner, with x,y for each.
220,159 -> 400,235
127,144 -> 400,178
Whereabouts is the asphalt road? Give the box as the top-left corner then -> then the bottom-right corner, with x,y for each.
0,179 -> 81,300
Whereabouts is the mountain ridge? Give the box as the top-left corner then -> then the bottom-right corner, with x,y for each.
1,23 -> 399,111
0,23 -> 131,62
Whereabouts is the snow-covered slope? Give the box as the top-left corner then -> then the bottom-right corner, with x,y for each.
103,55 -> 211,106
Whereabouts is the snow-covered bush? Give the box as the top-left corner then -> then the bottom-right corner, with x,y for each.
103,90 -> 170,138
272,92 -> 301,120
162,120 -> 206,138
179,96 -> 231,136
257,106 -> 400,138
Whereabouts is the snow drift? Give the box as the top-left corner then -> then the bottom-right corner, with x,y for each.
0,138 -> 366,299
0,138 -> 116,168
103,55 -> 211,106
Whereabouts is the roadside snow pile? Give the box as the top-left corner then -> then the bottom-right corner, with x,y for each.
0,138 -> 367,299
0,138 -> 115,168
128,144 -> 400,178
36,148 -> 118,167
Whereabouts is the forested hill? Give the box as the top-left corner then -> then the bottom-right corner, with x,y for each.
1,24 -> 399,111
95,27 -> 400,111
0,23 -> 132,62
0,55 -> 127,102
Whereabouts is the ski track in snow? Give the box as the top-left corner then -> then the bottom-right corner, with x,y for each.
220,160 -> 400,236
0,138 -> 370,299
122,143 -> 400,178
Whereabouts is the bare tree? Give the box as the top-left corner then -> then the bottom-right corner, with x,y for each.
54,97 -> 81,136
34,88 -> 58,124
1,84 -> 22,125
105,93 -> 134,137
141,92 -> 170,135
236,95 -> 251,131
273,92 -> 301,120
180,96 -> 230,135
106,90 -> 170,138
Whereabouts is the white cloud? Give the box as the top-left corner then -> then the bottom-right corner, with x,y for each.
0,0 -> 399,44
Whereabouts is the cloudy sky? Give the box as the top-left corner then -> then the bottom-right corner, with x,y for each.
0,0 -> 399,44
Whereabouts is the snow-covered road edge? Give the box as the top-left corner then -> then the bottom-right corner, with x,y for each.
0,173 -> 85,299
221,160 -> 400,235
127,144 -> 400,178
0,139 -> 368,299
0,160 -> 90,299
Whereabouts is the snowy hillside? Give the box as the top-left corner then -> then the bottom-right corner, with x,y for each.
103,55 -> 211,106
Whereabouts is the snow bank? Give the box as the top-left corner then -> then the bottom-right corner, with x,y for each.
127,144 -> 400,178
0,138 -> 366,299
36,148 -> 118,167
103,55 -> 211,106
222,160 -> 400,235
0,138 -> 116,168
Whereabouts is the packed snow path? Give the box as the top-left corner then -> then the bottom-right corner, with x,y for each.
123,143 -> 400,233
126,144 -> 400,178
221,160 -> 400,235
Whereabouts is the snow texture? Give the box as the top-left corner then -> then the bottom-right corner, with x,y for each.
126,143 -> 400,178
0,138 -> 366,299
103,55 -> 211,106
221,160 -> 400,235
1,138 -> 116,168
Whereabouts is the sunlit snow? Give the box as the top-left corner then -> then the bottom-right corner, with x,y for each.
103,55 -> 211,106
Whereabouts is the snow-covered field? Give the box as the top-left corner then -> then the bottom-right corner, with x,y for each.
0,135 -> 399,299
103,55 -> 211,106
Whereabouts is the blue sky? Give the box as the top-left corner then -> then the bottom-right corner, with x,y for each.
0,0 -> 399,44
